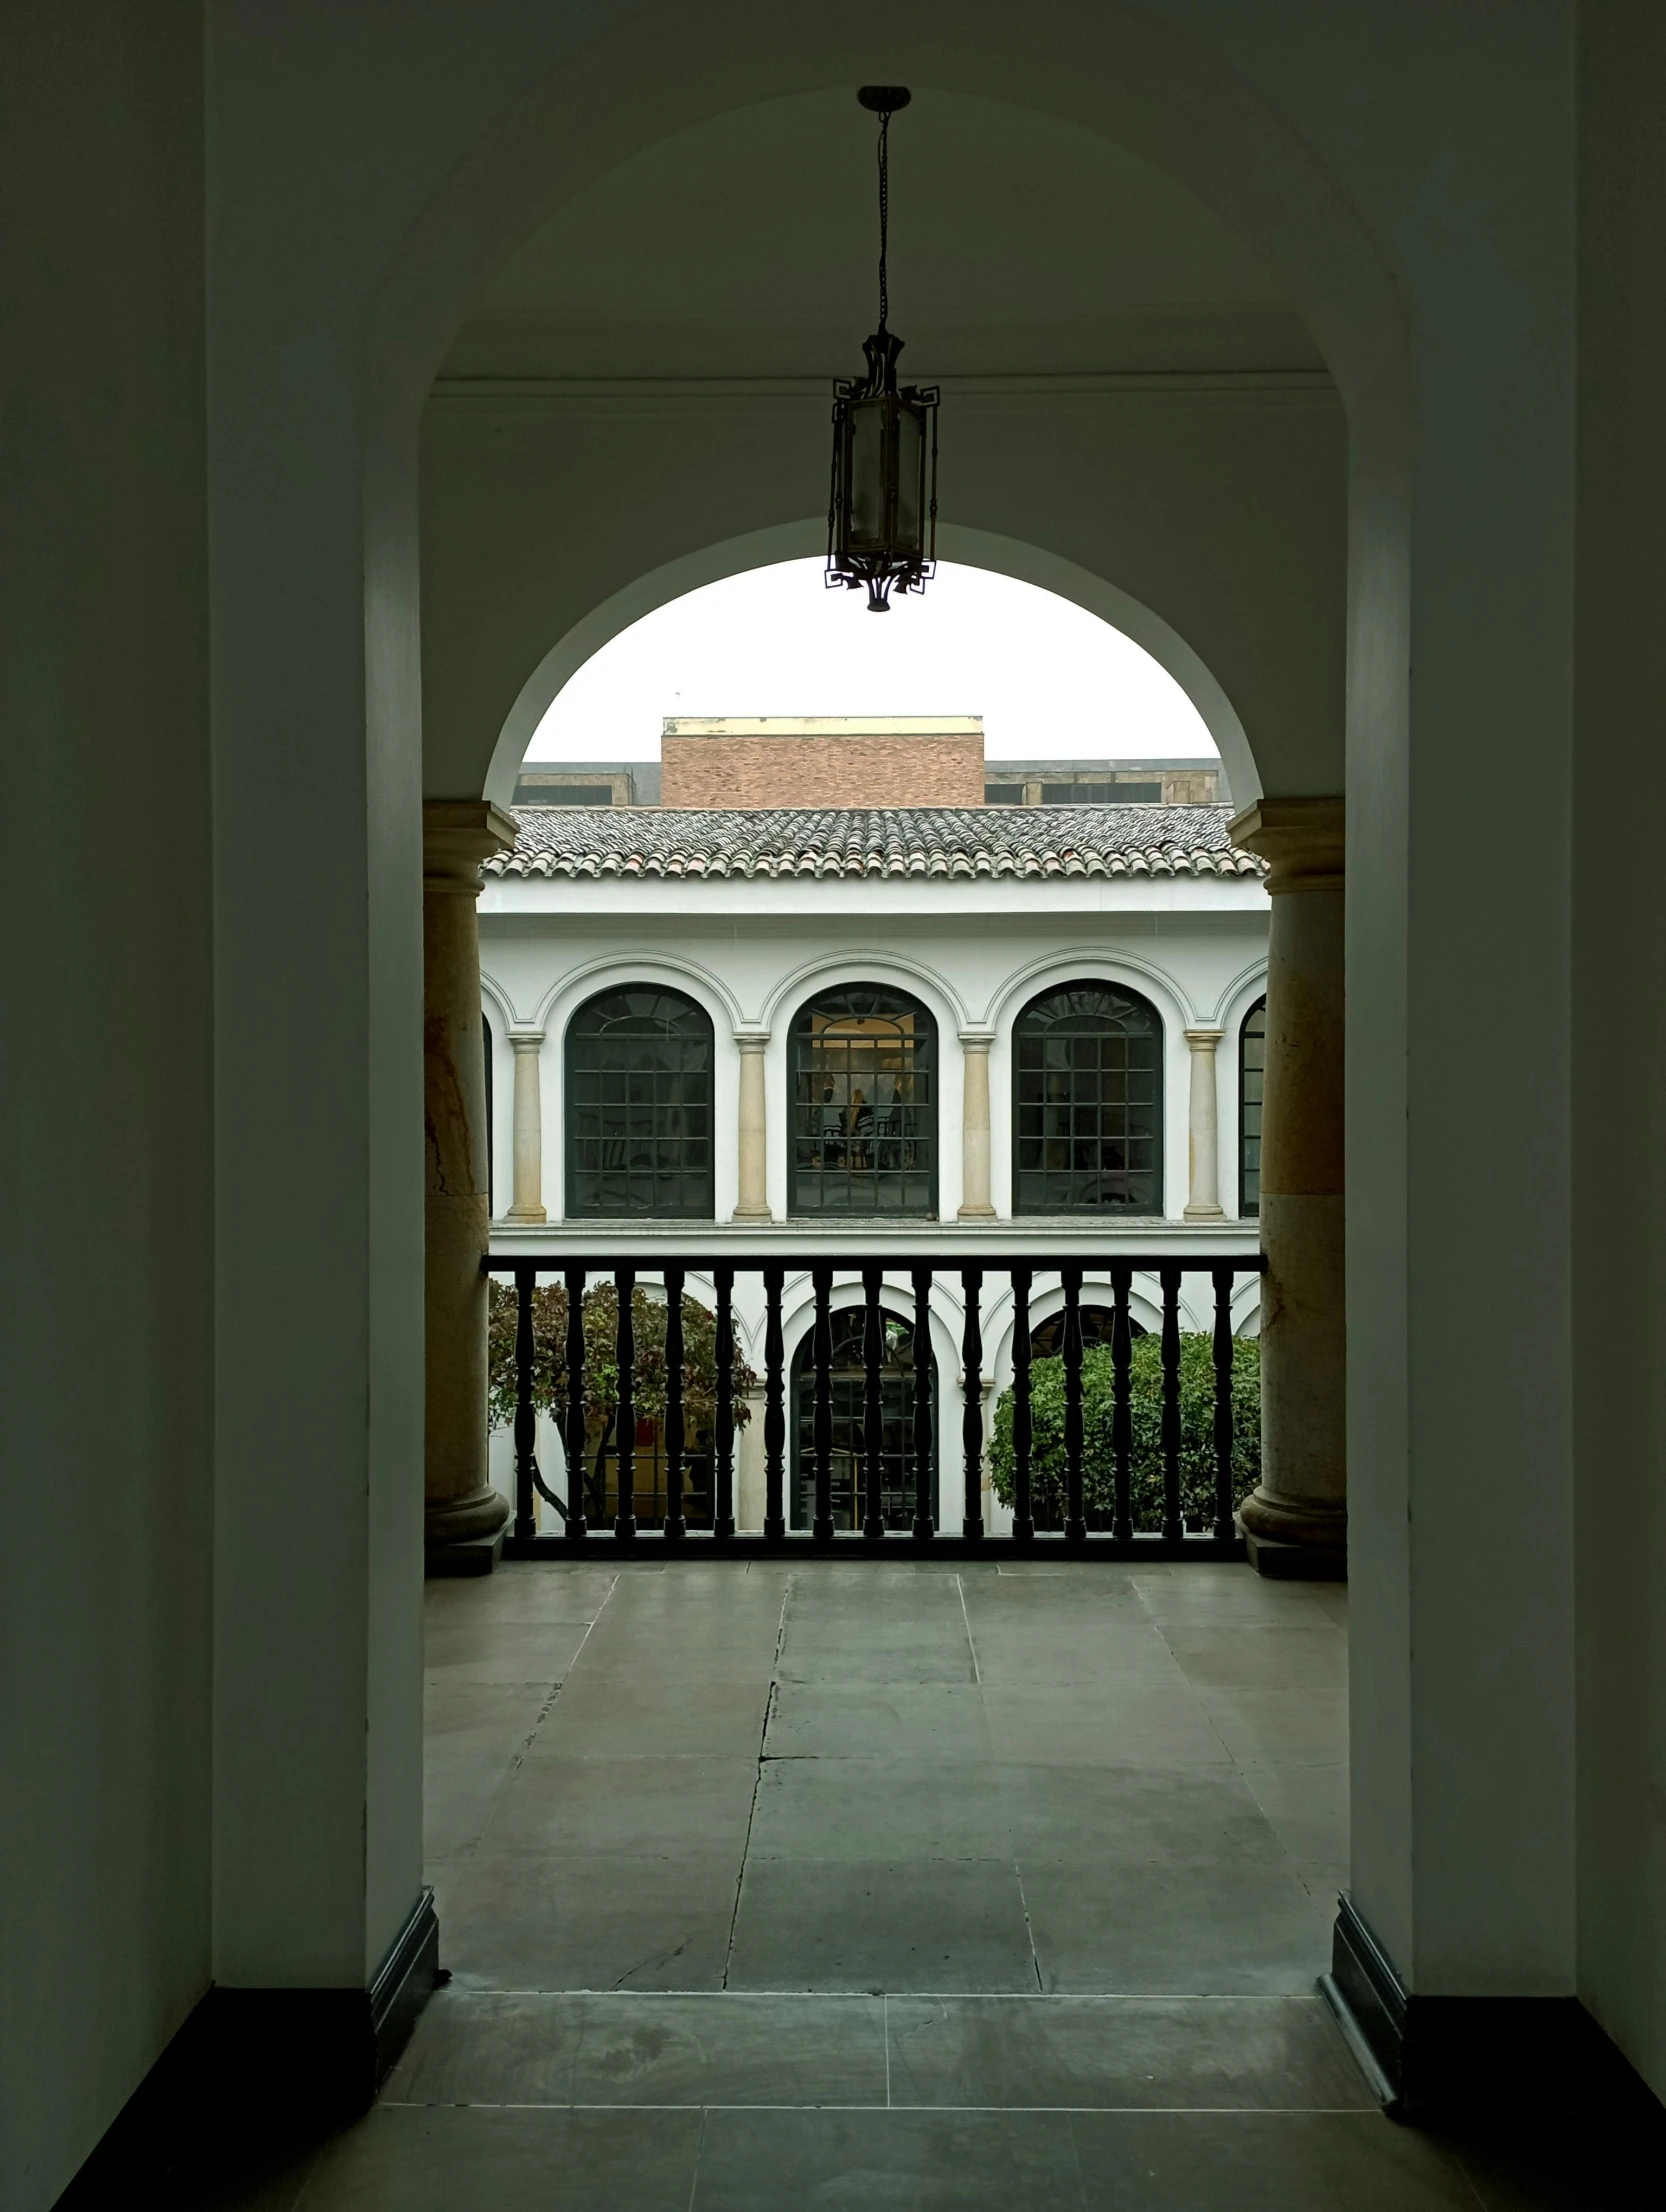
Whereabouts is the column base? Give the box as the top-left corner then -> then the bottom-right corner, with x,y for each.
425,1482 -> 509,1553
505,1206 -> 547,1224
1239,1486 -> 1346,1579
1244,1527 -> 1347,1581
425,1525 -> 504,1578
1183,1203 -> 1227,1221
731,1206 -> 773,1223
957,1203 -> 997,1220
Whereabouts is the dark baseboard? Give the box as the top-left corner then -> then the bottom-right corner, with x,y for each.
502,1531 -> 1248,1564
1329,1895 -> 1666,2130
55,1889 -> 438,2207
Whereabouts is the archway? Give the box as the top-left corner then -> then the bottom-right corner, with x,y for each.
211,0 -> 1593,2158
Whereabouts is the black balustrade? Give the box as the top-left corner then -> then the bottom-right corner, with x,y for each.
485,1249 -> 1266,1559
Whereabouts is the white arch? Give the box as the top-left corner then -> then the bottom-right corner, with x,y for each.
1212,957 -> 1271,1036
761,951 -> 969,1038
483,518 -> 1259,809
531,949 -> 744,1038
483,520 -> 820,807
477,966 -> 519,1032
985,949 -> 1196,1041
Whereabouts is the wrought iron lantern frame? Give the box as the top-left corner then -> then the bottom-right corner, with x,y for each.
826,87 -> 940,613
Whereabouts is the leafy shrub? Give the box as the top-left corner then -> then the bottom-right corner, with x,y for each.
487,1278 -> 755,1438
989,1333 -> 1259,1531
489,1278 -> 757,1527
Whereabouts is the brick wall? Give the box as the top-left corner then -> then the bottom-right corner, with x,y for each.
661,731 -> 986,810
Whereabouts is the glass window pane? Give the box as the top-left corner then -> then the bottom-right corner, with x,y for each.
1240,998 -> 1266,1218
1010,981 -> 1163,1215
788,986 -> 937,1218
565,987 -> 716,1219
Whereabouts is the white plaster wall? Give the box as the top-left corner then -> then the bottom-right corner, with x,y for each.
480,878 -> 1269,1230
0,11 -> 213,2206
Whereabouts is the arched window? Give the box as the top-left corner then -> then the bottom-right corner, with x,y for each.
1240,997 -> 1266,1217
789,984 -> 936,1215
482,1013 -> 494,1207
1027,1304 -> 1146,1359
1012,981 -> 1163,1215
565,986 -> 714,1219
790,1304 -> 933,1530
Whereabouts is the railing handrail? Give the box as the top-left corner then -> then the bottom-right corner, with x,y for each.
485,1250 -> 1267,1273
485,1246 -> 1264,1557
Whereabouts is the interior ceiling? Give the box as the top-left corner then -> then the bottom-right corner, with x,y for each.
441,87 -> 1321,381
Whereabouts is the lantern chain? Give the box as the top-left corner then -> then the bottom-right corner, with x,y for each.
876,107 -> 891,334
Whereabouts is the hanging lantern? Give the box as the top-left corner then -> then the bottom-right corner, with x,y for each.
826,87 -> 939,613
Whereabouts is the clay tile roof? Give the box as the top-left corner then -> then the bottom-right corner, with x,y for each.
485,805 -> 1267,885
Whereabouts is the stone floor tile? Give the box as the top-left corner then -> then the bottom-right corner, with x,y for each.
726,1856 -> 1040,1992
479,1753 -> 760,1855
527,1671 -> 771,1760
1192,1687 -> 1350,1766
981,1681 -> 1232,1767
432,1850 -> 740,1992
1067,2110 -> 1479,2209
424,1567 -> 622,1626
1021,1857 -> 1335,1996
996,1762 -> 1285,1861
966,1619 -> 1187,1687
1237,1761 -> 1350,1898
774,1630 -> 978,1686
568,1632 -> 783,1684
423,1677 -> 554,1751
884,1993 -> 1370,2110
423,1618 -> 593,1685
1128,1575 -> 1338,1625
385,1989 -> 887,2108
746,1755 -> 1012,1861
1158,1623 -> 1348,1690
764,1680 -> 994,1763
691,2106 -> 1088,2210
296,2104 -> 701,2211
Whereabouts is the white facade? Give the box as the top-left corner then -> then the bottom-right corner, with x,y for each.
480,843 -> 1268,1531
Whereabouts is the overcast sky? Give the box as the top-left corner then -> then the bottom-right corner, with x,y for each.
527,557 -> 1216,762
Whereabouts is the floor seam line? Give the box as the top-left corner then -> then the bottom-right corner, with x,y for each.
719,1574 -> 790,1989
955,1572 -> 985,1688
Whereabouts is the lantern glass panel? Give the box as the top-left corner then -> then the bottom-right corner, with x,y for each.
894,404 -> 925,553
847,401 -> 886,549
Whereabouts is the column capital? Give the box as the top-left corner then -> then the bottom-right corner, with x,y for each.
507,1028 -> 545,1053
957,1026 -> 996,1052
1183,1026 -> 1224,1049
1227,796 -> 1344,892
733,1025 -> 771,1050
422,799 -> 517,888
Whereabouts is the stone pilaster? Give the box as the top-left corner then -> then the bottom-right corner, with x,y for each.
1228,797 -> 1346,1576
957,1027 -> 997,1218
1182,1027 -> 1226,1221
506,1030 -> 547,1223
424,800 -> 517,1567
732,1027 -> 772,1222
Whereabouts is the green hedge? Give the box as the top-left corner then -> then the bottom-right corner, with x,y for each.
989,1333 -> 1260,1531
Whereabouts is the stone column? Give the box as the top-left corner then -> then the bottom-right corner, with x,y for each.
424,800 -> 517,1567
1228,798 -> 1346,1577
957,1027 -> 997,1218
732,1026 -> 772,1222
1182,1028 -> 1226,1221
506,1030 -> 547,1222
